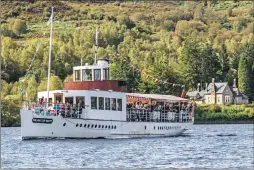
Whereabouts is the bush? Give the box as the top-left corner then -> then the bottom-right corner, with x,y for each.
209,104 -> 222,112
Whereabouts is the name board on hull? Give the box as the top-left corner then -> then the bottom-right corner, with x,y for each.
32,118 -> 53,124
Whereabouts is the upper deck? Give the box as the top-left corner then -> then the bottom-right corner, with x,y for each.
63,59 -> 127,92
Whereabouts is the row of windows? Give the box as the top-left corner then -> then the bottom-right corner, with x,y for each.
75,68 -> 110,81
73,123 -> 117,129
91,97 -> 122,111
154,126 -> 181,130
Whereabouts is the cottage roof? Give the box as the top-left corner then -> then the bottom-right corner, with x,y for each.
205,83 -> 228,94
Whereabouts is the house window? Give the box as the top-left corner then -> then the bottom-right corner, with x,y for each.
99,97 -> 104,110
75,70 -> 81,81
217,97 -> 220,103
117,99 -> 122,111
82,69 -> 92,81
225,95 -> 230,103
105,98 -> 110,110
94,69 -> 101,81
111,98 -> 116,111
103,68 -> 109,80
91,97 -> 97,109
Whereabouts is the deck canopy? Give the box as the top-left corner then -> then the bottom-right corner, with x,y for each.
126,93 -> 188,103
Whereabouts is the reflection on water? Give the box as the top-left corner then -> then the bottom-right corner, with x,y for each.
1,124 -> 253,169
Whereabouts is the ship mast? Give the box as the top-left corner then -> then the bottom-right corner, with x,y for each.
46,7 -> 54,110
94,27 -> 99,65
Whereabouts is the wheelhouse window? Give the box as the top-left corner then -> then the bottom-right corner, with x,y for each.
91,97 -> 97,109
76,96 -> 85,108
117,99 -> 122,111
75,70 -> 81,81
94,69 -> 101,81
111,98 -> 116,111
103,68 -> 109,80
99,97 -> 104,110
65,97 -> 73,105
82,69 -> 92,81
105,98 -> 110,110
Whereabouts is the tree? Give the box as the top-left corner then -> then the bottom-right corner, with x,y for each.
179,35 -> 219,88
38,75 -> 63,91
8,19 -> 27,36
238,43 -> 254,102
26,75 -> 38,101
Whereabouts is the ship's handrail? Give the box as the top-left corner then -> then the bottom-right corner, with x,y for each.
126,108 -> 193,123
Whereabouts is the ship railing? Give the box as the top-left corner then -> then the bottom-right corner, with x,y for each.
22,101 -> 84,118
126,108 -> 193,123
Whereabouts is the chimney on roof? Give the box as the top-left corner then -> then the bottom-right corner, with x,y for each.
233,78 -> 237,88
197,83 -> 200,92
211,78 -> 215,94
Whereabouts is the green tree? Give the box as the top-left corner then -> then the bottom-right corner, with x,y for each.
8,19 -> 27,36
38,75 -> 63,91
179,35 -> 219,88
238,43 -> 254,102
26,75 -> 38,101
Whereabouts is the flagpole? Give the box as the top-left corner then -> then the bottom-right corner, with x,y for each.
46,7 -> 53,110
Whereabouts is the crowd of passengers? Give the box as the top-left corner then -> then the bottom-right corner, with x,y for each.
32,99 -> 85,118
127,102 -> 194,113
126,102 -> 194,122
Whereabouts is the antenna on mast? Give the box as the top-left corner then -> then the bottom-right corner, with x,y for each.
94,27 -> 99,65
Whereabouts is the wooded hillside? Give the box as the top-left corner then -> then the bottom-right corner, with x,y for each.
1,1 -> 254,108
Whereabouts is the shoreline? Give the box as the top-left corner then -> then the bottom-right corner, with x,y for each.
194,120 -> 254,124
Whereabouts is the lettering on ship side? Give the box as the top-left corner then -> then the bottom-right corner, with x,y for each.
32,118 -> 53,124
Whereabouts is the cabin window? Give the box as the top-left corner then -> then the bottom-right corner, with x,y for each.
103,68 -> 109,80
82,69 -> 92,81
94,69 -> 101,81
117,99 -> 122,111
65,97 -> 73,105
76,96 -> 85,108
105,98 -> 110,110
111,98 -> 116,111
48,98 -> 52,106
75,70 -> 81,81
91,97 -> 97,109
99,97 -> 104,110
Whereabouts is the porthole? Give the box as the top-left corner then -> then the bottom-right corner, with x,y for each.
111,125 -> 114,129
91,124 -> 94,128
76,123 -> 78,127
95,124 -> 97,128
102,125 -> 104,128
105,125 -> 107,128
80,124 -> 82,127
145,126 -> 146,130
114,126 -> 116,129
63,123 -> 66,126
108,126 -> 110,129
98,125 -> 101,128
158,127 -> 159,130
84,124 -> 87,128
154,126 -> 155,130
87,124 -> 90,128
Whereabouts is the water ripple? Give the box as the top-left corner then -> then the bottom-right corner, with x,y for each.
1,124 -> 253,169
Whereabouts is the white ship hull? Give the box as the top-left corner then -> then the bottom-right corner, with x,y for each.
21,109 -> 192,139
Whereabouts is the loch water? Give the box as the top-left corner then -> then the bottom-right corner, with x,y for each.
1,124 -> 253,169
